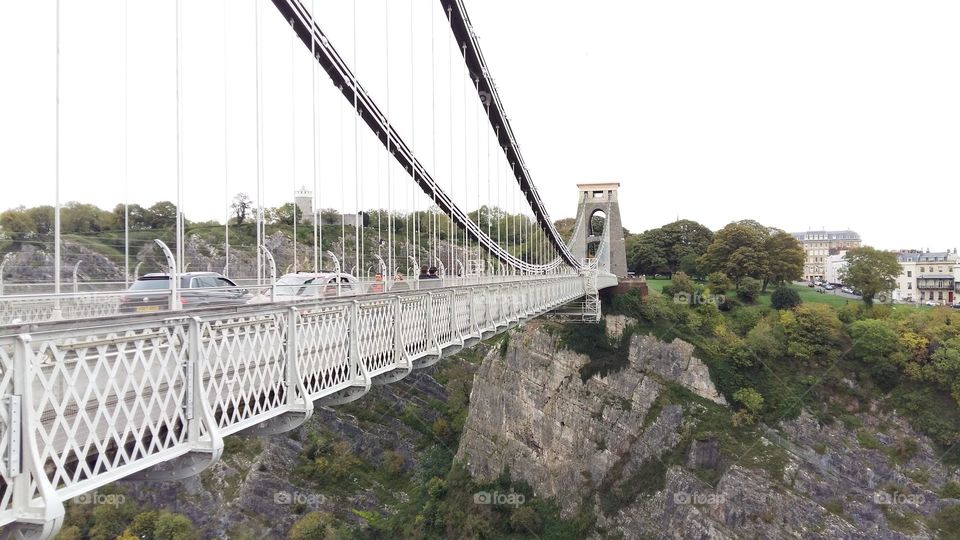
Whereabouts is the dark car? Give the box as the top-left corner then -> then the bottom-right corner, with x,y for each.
120,272 -> 250,313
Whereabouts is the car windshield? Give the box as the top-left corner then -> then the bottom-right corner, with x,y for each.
274,276 -> 314,297
129,279 -> 170,291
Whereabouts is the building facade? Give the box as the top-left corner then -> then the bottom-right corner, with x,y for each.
790,230 -> 861,281
823,252 -> 848,285
892,250 -> 960,304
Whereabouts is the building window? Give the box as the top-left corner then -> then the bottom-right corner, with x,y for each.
920,267 -> 925,273
939,292 -> 944,300
907,271 -> 912,277
908,283 -> 912,290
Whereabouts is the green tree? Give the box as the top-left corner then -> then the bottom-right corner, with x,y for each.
288,511 -> 342,540
706,271 -> 732,294
779,303 -> 845,364
745,317 -> 785,360
148,201 -> 179,229
763,230 -> 805,289
26,205 -> 54,236
737,277 -> 762,303
924,337 -> 960,404
554,217 -> 576,240
770,286 -> 801,310
62,202 -> 116,234
113,203 -> 153,231
153,512 -> 196,540
839,247 -> 901,306
231,193 -> 252,226
627,219 -> 713,276
849,319 -> 897,362
272,203 -> 304,226
0,208 -> 34,239
671,271 -> 697,296
699,221 -> 768,287
733,387 -> 764,424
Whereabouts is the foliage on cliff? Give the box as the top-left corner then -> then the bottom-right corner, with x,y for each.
609,287 -> 960,463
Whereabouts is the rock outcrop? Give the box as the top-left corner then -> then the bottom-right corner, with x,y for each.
457,317 -> 960,539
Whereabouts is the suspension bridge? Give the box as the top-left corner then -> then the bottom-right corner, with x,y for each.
0,1 -> 628,537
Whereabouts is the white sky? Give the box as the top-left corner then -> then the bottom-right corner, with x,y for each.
2,1 -> 959,252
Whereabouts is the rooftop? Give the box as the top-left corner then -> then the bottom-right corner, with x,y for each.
898,251 -> 958,263
791,230 -> 861,241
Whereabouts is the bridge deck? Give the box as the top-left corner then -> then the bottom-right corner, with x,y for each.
0,275 -> 589,532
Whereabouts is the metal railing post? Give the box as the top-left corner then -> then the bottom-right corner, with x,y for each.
10,334 -> 65,533
394,295 -> 404,367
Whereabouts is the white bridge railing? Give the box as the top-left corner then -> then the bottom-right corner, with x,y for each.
0,274 -> 589,537
0,274 -> 573,327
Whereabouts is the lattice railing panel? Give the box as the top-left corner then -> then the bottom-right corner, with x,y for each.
199,311 -> 288,434
28,323 -> 190,492
0,339 -> 14,516
0,296 -> 122,326
400,295 -> 429,359
454,290 -> 472,339
357,300 -> 396,376
472,291 -> 485,333
432,292 -> 455,348
297,306 -> 351,399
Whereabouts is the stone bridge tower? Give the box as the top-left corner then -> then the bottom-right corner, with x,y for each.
568,182 -> 628,277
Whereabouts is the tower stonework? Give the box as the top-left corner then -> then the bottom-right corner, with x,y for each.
295,186 -> 314,223
569,182 -> 628,277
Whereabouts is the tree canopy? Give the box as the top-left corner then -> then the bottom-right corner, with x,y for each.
698,221 -> 803,289
626,219 -> 713,276
839,246 -> 901,306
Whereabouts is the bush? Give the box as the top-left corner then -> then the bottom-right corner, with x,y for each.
770,286 -> 801,310
509,506 -> 543,534
732,387 -> 764,424
288,512 -> 339,540
849,319 -> 897,363
745,317 -> 785,361
706,272 -> 732,295
779,304 -> 846,364
737,277 -> 762,303
673,271 -> 696,291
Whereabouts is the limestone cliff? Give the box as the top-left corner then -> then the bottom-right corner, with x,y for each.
457,318 -> 960,539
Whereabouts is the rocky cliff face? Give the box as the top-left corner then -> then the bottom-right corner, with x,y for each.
457,318 -> 960,539
116,361 -> 463,539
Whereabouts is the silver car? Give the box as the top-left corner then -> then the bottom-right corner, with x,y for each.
248,272 -> 362,304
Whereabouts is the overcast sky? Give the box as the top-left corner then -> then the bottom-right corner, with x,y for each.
2,1 -> 959,252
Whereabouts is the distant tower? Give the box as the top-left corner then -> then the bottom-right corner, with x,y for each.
295,186 -> 314,223
568,182 -> 628,277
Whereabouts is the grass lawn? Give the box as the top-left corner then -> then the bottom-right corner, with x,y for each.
644,278 -> 928,311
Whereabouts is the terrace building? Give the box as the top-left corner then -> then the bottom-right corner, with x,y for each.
791,230 -> 861,281
892,250 -> 960,304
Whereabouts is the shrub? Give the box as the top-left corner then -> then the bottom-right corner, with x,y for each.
770,286 -> 801,310
288,512 -> 339,540
706,272 -> 732,295
779,304 -> 846,364
732,387 -> 764,425
737,277 -> 762,303
849,319 -> 897,363
509,506 -> 543,534
745,317 -> 785,361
